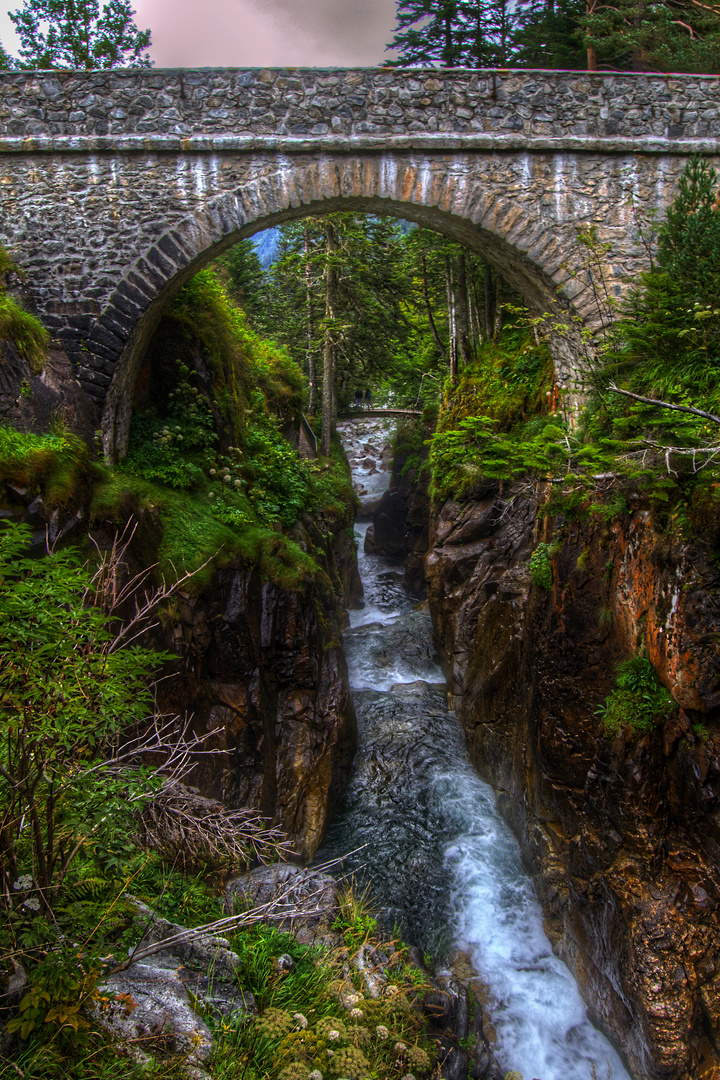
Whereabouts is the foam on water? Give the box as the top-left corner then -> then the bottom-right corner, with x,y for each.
441,765 -> 631,1080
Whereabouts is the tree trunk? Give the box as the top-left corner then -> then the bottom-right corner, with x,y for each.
493,276 -> 503,341
586,0 -> 598,69
305,225 -> 317,415
421,252 -> 447,360
321,218 -> 338,457
446,255 -> 458,384
455,250 -> 472,367
483,260 -> 495,341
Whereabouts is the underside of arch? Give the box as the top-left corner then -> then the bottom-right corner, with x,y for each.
98,154 -> 591,459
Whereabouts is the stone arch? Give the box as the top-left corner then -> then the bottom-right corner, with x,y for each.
98,152 -> 606,458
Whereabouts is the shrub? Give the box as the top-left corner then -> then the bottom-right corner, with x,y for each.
529,542 -> 554,591
0,521 -> 169,913
600,656 -> 675,736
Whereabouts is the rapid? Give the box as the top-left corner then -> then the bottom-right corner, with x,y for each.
316,418 -> 632,1080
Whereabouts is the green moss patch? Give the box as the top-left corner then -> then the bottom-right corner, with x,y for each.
91,471 -> 320,590
0,425 -> 98,506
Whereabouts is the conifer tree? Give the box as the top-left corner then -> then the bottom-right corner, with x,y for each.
10,0 -> 152,69
581,0 -> 720,70
386,0 -> 526,67
386,0 -> 467,65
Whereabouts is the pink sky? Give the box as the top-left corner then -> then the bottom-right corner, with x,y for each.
1,0 -> 398,66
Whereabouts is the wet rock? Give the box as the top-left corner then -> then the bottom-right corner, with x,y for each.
425,486 -> 720,1080
369,424 -> 431,596
354,943 -> 389,998
274,953 -> 296,975
155,547 -> 357,862
0,342 -> 97,444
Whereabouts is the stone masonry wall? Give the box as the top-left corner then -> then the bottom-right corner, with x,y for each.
2,68 -> 720,145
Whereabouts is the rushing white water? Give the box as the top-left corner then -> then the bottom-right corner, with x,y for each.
319,420 -> 632,1080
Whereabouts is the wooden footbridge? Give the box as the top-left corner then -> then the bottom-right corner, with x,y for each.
338,409 -> 422,420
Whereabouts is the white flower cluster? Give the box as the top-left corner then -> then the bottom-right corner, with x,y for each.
23,897 -> 40,911
375,1025 -> 390,1040
308,1072 -> 323,1080
293,1013 -> 308,1030
327,1029 -> 340,1042
349,1007 -> 364,1020
13,875 -> 32,891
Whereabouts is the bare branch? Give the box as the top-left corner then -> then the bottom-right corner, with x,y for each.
107,870 -> 345,976
607,383 -> 720,425
136,782 -> 294,873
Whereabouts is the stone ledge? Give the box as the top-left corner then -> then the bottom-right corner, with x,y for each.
2,132 -> 719,155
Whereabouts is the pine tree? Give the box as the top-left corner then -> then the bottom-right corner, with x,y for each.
581,0 -> 720,71
0,41 -> 14,67
214,239 -> 264,324
513,0 -> 587,68
9,0 -> 152,69
385,0 -> 527,67
386,0 -> 473,65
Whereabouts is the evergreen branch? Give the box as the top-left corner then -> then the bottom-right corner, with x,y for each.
607,383 -> 720,425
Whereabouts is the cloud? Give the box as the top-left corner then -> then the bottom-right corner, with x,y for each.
134,0 -> 397,68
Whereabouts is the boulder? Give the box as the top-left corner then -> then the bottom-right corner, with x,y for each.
226,863 -> 339,945
94,961 -> 214,1073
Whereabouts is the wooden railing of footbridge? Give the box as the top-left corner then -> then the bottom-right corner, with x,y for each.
337,409 -> 422,419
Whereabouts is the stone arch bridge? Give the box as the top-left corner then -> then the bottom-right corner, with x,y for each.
1,67 -> 719,456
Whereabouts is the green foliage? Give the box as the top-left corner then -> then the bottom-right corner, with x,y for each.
118,268 -> 354,585
90,472 -> 319,590
429,328 -> 559,500
581,0 -> 720,71
332,887 -> 379,952
211,910 -> 434,1080
599,656 -> 675,737
386,0 -> 520,66
0,520 -> 167,915
529,542 -> 554,590
0,246 -> 48,372
7,949 -> 101,1046
213,238 -> 265,322
261,215 -> 423,410
9,0 -> 152,68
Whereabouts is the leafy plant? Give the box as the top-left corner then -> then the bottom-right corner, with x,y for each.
599,656 -> 675,736
0,521 -> 167,915
529,542 -> 554,591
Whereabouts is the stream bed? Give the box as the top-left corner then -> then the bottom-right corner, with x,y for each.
316,419 -> 632,1080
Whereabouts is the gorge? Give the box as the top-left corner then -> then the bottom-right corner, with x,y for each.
1,77 -> 720,1080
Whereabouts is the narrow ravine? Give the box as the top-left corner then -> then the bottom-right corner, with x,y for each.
317,419 -> 632,1080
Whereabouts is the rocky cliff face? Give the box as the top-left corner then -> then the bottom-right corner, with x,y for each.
127,516 -> 359,865
424,489 -> 720,1080
4,476 -> 359,865
365,427 -> 431,596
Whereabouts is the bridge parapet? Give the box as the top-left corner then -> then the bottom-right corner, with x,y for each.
1,68 -> 719,151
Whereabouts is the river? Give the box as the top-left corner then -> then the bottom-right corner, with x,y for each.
316,418 -> 632,1080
